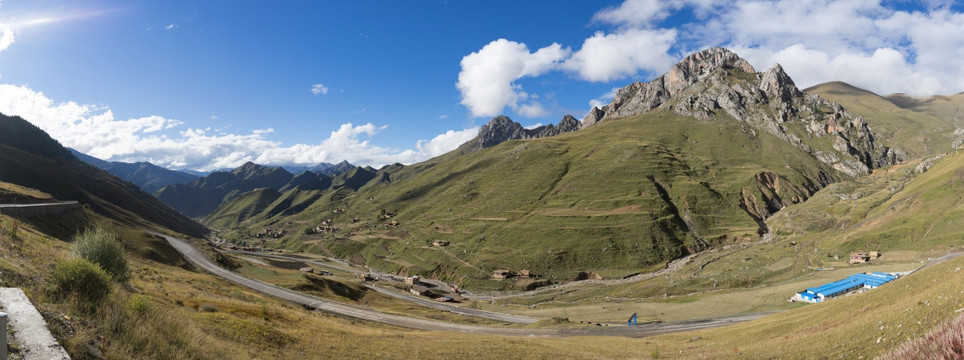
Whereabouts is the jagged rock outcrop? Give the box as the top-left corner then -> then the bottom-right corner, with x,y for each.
582,47 -> 902,177
464,115 -> 581,151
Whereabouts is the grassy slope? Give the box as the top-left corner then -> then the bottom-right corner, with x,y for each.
5,177 -> 963,359
0,184 -> 750,360
886,92 -> 964,125
768,149 -> 964,254
203,188 -> 282,228
644,253 -> 964,359
468,147 -> 964,328
805,81 -> 958,157
223,110 -> 843,289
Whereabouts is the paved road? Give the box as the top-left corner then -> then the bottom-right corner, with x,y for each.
225,250 -> 537,324
154,231 -> 771,337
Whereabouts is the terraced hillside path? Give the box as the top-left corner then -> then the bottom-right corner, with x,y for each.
154,231 -> 771,337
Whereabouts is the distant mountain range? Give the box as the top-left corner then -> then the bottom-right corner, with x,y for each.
153,160 -> 394,221
69,149 -> 199,193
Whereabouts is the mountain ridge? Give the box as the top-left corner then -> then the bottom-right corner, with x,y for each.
69,148 -> 198,193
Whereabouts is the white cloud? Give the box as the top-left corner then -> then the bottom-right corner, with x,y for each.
164,24 -> 176,30
563,28 -> 677,82
414,127 -> 479,158
516,102 -> 549,118
592,0 -> 674,28
0,83 -> 476,171
311,83 -> 329,95
0,23 -> 14,52
589,87 -> 620,109
456,0 -> 964,117
711,1 -> 964,95
456,39 -> 569,118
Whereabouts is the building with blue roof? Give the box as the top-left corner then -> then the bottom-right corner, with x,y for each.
796,272 -> 897,303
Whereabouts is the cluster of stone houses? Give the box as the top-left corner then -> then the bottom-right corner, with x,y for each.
311,219 -> 338,234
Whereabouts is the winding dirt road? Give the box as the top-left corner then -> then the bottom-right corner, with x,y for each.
154,231 -> 771,337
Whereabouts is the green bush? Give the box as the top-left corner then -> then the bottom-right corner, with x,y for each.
50,258 -> 112,303
72,226 -> 129,282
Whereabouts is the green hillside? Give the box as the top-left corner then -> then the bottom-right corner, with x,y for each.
220,110 -> 852,287
805,81 -> 958,157
886,92 -> 964,125
155,162 -> 294,218
211,49 -> 908,289
768,149 -> 964,254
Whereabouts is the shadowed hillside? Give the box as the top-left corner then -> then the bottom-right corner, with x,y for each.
0,113 -> 208,237
70,148 -> 198,193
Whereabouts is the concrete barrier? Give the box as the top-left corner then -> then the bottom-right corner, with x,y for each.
2,311 -> 7,360
0,288 -> 70,359
0,201 -> 80,218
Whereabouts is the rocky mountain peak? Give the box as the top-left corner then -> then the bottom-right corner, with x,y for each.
474,115 -> 526,150
759,64 -> 802,102
582,47 -> 901,177
464,114 -> 582,151
663,47 -> 756,94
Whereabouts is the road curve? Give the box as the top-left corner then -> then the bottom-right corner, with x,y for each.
225,250 -> 537,324
153,231 -> 771,337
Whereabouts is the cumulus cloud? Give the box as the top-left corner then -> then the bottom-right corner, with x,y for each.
311,83 -> 329,95
456,39 -> 569,118
712,1 -> 964,95
563,28 -> 677,82
459,0 -> 964,118
0,83 -> 475,171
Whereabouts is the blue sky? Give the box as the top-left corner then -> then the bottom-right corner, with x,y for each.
0,0 -> 962,171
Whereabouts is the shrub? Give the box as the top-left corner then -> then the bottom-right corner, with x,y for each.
72,226 -> 129,282
127,295 -> 152,315
50,258 -> 112,303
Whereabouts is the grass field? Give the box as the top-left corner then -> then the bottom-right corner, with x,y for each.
5,176 -> 964,359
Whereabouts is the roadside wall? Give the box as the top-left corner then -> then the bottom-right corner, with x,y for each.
0,201 -> 80,218
0,288 -> 70,359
